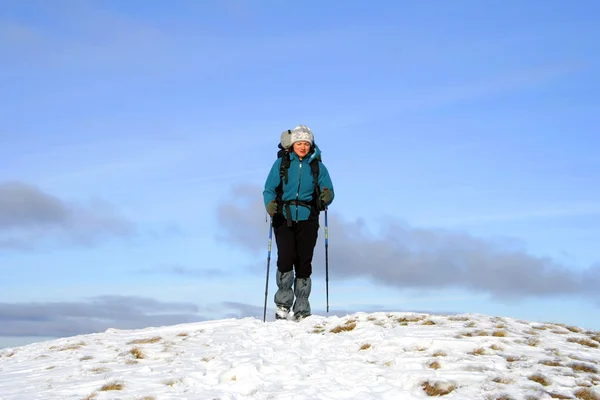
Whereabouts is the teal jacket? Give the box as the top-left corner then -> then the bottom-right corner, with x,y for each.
263,145 -> 335,222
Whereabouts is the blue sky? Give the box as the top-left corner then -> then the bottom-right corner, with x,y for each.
1,0 -> 599,347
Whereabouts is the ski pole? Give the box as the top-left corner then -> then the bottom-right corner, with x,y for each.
263,218 -> 273,322
325,208 -> 329,313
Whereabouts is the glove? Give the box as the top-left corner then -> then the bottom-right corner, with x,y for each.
319,188 -> 332,210
266,200 -> 278,216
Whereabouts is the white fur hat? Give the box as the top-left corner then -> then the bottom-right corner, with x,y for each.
290,125 -> 314,146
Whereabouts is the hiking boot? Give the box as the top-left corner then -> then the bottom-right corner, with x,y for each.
275,306 -> 290,320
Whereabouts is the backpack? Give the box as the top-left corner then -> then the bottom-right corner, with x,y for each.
275,129 -> 322,226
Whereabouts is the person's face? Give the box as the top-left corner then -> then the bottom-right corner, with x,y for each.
293,141 -> 311,158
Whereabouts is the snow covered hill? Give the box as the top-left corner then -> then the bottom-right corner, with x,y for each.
1,312 -> 599,400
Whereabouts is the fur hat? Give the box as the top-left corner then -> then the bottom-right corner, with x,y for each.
290,125 -> 314,146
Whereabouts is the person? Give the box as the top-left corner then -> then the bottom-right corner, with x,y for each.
263,125 -> 335,320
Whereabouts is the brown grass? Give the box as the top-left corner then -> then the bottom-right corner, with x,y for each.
566,326 -> 584,333
428,360 -> 441,370
138,397 -> 157,400
504,355 -> 520,363
422,319 -> 436,325
176,332 -> 189,337
540,359 -> 563,367
130,347 -> 145,359
89,367 -> 111,374
163,379 -> 181,386
100,381 -> 125,391
82,392 -> 97,400
574,388 -> 600,400
448,315 -> 470,322
128,336 -> 162,344
312,324 -> 326,334
547,393 -> 573,399
492,376 -> 514,384
528,373 -> 552,386
490,344 -> 504,351
493,330 -> 508,337
527,337 -> 541,347
359,343 -> 372,350
330,321 -> 357,333
570,363 -> 598,374
54,342 -> 86,351
470,347 -> 486,356
422,381 -> 456,396
433,350 -> 447,357
567,337 -> 599,348
552,330 -> 569,335
80,355 -> 94,361
397,316 -> 424,325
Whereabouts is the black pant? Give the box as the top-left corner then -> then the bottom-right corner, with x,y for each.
273,215 -> 319,279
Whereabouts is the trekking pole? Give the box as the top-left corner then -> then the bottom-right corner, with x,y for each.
263,218 -> 273,322
325,208 -> 329,313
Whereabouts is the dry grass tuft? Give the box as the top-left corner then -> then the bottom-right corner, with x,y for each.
552,330 -> 569,335
527,337 -> 541,347
492,376 -> 514,384
330,321 -> 357,333
493,330 -> 508,337
80,355 -> 94,361
89,367 -> 111,374
100,381 -> 125,391
567,337 -> 599,348
428,360 -> 441,370
470,348 -> 486,356
528,373 -> 552,386
54,341 -> 86,351
524,329 -> 539,335
397,315 -> 424,325
312,324 -> 326,334
540,359 -> 563,367
176,332 -> 189,337
504,355 -> 520,363
494,395 -> 516,400
433,350 -> 447,357
570,363 -> 598,374
422,380 -> 456,396
574,388 -> 600,400
422,319 -> 436,325
448,315 -> 470,322
163,379 -> 181,387
130,347 -> 145,359
547,393 -> 573,399
566,326 -> 584,333
128,336 -> 162,345
465,321 -> 477,328
490,344 -> 504,351
138,397 -> 157,400
359,343 -> 372,350
83,392 -> 98,400
45,365 -> 56,370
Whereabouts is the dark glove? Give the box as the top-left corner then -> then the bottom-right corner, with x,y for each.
266,200 -> 278,216
319,188 -> 332,210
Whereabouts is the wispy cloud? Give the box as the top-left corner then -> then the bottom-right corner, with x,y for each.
138,263 -> 225,278
0,296 -> 203,337
0,181 -> 134,250
216,184 -> 600,304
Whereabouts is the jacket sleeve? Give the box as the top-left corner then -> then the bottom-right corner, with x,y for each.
318,161 -> 335,206
263,158 -> 282,207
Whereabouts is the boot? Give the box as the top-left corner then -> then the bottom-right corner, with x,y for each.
274,270 -> 294,319
292,277 -> 312,319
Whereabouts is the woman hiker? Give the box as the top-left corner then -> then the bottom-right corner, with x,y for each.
263,125 -> 335,320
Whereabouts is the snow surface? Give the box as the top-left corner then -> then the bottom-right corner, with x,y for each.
1,312 -> 599,399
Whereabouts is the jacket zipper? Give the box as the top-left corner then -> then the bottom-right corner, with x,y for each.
295,161 -> 302,221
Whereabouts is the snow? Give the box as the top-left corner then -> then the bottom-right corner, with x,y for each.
1,312 -> 599,399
